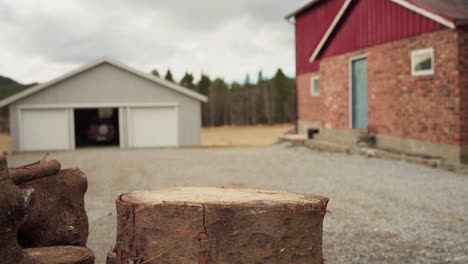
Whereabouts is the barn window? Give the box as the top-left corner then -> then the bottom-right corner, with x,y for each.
411,48 -> 434,76
310,76 -> 320,96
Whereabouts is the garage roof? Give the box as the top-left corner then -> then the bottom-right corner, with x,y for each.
0,57 -> 208,108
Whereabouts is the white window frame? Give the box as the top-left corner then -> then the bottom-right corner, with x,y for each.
411,48 -> 434,76
310,76 -> 320,97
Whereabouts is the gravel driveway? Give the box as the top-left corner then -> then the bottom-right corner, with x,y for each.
9,143 -> 468,263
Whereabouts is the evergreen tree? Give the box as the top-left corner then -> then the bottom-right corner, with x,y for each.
151,69 -> 160,77
208,78 -> 228,126
229,82 -> 244,125
271,68 -> 295,123
271,69 -> 286,122
164,70 -> 175,82
243,74 -> 251,88
257,71 -> 264,85
179,72 -> 196,91
196,74 -> 212,126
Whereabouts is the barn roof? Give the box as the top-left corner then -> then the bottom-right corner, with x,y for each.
286,0 -> 468,26
287,0 -> 467,63
285,0 -> 321,19
411,0 -> 468,23
0,58 -> 208,108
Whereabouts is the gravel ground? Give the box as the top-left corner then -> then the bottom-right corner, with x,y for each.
8,143 -> 468,264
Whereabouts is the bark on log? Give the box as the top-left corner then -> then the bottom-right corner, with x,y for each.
111,187 -> 329,264
0,157 -> 39,264
106,249 -> 117,264
18,168 -> 89,248
9,160 -> 61,185
25,246 -> 95,264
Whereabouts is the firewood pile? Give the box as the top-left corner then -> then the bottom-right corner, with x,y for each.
0,155 -> 94,264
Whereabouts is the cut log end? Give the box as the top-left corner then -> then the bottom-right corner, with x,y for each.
121,187 -> 328,207
25,246 -> 95,264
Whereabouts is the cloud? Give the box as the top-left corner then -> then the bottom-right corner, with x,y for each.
0,0 -> 303,84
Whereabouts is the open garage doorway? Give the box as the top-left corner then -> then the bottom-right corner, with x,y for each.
74,108 -> 120,148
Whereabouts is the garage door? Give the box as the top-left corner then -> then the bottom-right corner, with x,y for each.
128,106 -> 178,147
20,109 -> 72,151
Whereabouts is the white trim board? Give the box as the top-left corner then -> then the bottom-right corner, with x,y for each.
309,0 -> 353,62
390,0 -> 455,29
17,102 -> 179,110
0,57 -> 207,108
285,0 -> 320,20
304,0 -> 456,63
118,107 -> 125,148
68,108 -> 75,151
287,0 -> 457,28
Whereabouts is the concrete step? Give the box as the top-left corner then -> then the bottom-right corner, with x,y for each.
279,134 -> 307,143
313,134 -> 358,146
305,139 -> 356,153
306,140 -> 442,168
313,128 -> 374,147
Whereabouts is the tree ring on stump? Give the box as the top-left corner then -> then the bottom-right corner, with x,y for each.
25,246 -> 95,264
121,187 -> 326,206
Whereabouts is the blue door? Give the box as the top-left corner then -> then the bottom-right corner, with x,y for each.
351,58 -> 368,129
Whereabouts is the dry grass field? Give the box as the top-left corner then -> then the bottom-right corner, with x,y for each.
201,124 -> 294,147
0,124 -> 294,152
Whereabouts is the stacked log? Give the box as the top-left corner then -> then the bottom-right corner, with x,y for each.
0,157 -> 60,263
0,156 -> 94,264
18,168 -> 89,248
110,187 -> 329,264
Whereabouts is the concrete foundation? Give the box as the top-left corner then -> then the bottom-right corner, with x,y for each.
375,134 -> 463,163
298,120 -> 321,135
306,127 -> 466,165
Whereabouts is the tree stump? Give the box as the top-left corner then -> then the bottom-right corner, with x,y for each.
112,187 -> 329,264
25,246 -> 94,264
18,168 -> 89,248
0,182 -> 36,264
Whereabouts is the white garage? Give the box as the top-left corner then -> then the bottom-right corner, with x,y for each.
20,108 -> 73,151
0,58 -> 207,152
127,106 -> 178,148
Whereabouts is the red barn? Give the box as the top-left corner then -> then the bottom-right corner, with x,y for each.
287,0 -> 468,164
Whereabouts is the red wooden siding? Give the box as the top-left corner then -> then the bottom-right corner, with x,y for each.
319,0 -> 446,59
295,0 -> 345,75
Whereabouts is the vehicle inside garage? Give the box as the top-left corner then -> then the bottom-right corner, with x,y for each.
74,108 -> 120,148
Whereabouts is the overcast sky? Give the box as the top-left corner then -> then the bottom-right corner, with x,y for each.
0,0 -> 303,84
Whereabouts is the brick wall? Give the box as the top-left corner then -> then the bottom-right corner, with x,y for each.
298,28 -> 464,146
297,72 -> 323,123
459,28 -> 468,147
